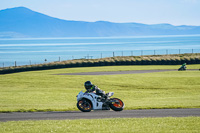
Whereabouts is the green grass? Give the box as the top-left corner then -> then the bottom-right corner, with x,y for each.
0,117 -> 200,133
0,65 -> 200,112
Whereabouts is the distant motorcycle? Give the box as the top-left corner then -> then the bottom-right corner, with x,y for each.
178,65 -> 186,71
76,91 -> 124,112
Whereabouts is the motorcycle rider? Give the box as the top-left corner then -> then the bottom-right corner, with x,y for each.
84,81 -> 106,98
180,63 -> 187,70
84,81 -> 114,110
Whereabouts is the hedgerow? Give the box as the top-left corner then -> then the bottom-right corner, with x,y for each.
0,53 -> 200,74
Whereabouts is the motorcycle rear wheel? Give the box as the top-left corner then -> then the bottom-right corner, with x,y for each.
77,99 -> 92,112
109,98 -> 124,111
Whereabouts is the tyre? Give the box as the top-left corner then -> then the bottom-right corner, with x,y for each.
77,99 -> 92,112
109,98 -> 124,111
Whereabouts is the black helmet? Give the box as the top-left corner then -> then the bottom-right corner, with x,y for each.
84,81 -> 93,90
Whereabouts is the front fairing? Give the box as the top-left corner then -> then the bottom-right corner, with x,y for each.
77,91 -> 95,101
76,91 -> 104,110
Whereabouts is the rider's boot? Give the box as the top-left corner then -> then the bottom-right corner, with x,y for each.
102,103 -> 110,110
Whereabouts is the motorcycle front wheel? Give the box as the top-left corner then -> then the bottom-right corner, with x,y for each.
77,99 -> 92,112
109,98 -> 124,111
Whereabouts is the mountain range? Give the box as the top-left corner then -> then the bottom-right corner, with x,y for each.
0,7 -> 200,38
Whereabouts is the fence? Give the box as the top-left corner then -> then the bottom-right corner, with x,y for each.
1,48 -> 200,68
84,49 -> 199,59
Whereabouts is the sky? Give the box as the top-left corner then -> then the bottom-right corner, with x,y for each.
0,0 -> 200,26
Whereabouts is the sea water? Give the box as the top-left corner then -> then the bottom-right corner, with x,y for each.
0,35 -> 200,67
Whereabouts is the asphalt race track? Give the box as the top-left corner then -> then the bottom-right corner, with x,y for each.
1,108 -> 200,122
55,69 -> 198,75
56,70 -> 175,75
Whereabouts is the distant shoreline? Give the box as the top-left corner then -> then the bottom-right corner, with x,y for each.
1,34 -> 200,40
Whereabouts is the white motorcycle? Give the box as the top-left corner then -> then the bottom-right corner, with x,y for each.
76,91 -> 124,112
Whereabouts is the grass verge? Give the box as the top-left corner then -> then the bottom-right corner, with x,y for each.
0,117 -> 200,133
0,65 -> 200,112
